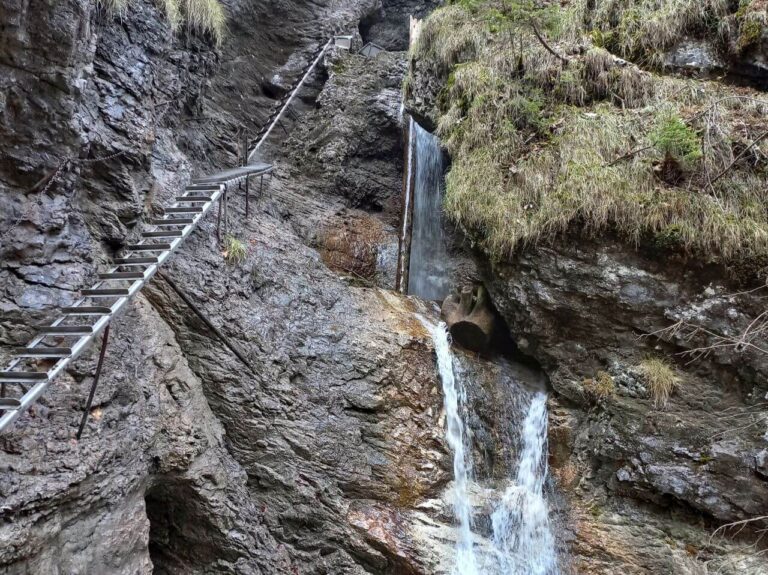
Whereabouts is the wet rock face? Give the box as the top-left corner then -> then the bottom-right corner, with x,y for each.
484,239 -> 768,573
0,0 -> 514,573
360,0 -> 439,51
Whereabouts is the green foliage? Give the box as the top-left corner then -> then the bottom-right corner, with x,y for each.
650,113 -> 702,166
410,1 -> 768,262
223,235 -> 247,265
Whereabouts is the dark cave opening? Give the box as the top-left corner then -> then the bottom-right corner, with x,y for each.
145,481 -> 233,574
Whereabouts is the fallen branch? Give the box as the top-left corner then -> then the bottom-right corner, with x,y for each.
530,22 -> 569,64
607,145 -> 653,167
709,129 -> 768,185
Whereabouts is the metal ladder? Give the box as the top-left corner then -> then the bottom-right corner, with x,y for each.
0,31 -> 354,433
0,164 -> 272,434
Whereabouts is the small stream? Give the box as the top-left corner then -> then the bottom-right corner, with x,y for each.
490,391 -> 559,575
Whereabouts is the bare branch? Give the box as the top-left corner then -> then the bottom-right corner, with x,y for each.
709,130 -> 768,185
529,22 -> 569,64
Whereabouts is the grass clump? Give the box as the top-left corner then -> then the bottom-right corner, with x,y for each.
181,0 -> 226,45
97,0 -> 129,12
583,370 -> 616,400
99,0 -> 226,45
580,0 -> 729,68
637,358 -> 680,408
222,235 -> 247,265
409,0 -> 768,263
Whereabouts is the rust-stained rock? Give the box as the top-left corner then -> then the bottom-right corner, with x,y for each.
440,284 -> 496,352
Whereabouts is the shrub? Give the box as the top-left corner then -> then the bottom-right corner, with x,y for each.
637,358 -> 680,408
650,113 -> 702,167
223,235 -> 247,265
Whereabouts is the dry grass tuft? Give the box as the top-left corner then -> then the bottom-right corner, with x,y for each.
584,0 -> 730,68
637,357 -> 680,408
583,370 -> 616,400
181,0 -> 226,45
100,0 -> 226,44
410,0 -> 768,263
98,0 -> 129,12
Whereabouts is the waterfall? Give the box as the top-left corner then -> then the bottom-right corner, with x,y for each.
407,122 -> 451,301
490,391 -> 559,575
420,315 -> 559,574
421,318 -> 480,575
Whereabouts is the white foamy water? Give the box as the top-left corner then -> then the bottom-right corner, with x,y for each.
420,316 -> 558,574
490,391 -> 558,575
422,318 -> 480,575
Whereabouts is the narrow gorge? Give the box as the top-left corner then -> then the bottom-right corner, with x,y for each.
1,0 -> 767,574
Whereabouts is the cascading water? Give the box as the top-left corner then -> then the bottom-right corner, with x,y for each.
421,318 -> 479,575
407,122 -> 451,301
420,315 -> 559,575
490,391 -> 559,575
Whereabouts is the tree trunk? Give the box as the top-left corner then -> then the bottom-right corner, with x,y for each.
440,284 -> 496,352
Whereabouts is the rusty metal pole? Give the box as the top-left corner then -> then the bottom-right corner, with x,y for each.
76,324 -> 111,439
245,177 -> 250,218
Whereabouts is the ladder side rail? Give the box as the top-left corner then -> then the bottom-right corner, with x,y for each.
247,39 -> 334,163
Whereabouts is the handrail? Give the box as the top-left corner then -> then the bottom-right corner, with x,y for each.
247,38 -> 334,162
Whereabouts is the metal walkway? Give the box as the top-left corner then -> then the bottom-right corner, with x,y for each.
0,164 -> 272,433
0,34 -> 353,434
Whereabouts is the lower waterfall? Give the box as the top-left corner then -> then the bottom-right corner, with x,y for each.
490,391 -> 559,575
421,318 -> 559,575
422,318 -> 480,575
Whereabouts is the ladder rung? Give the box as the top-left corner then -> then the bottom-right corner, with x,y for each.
142,230 -> 183,238
151,218 -> 194,225
82,288 -> 130,297
126,243 -> 172,251
114,257 -> 159,265
187,183 -> 220,190
14,347 -> 71,358
61,306 -> 112,315
175,196 -> 211,202
0,398 -> 21,411
98,272 -> 145,280
0,371 -> 49,382
165,207 -> 203,214
38,325 -> 94,335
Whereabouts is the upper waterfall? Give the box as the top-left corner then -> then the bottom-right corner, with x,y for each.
407,122 -> 451,301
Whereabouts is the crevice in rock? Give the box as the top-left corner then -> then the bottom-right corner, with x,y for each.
145,479 -> 237,574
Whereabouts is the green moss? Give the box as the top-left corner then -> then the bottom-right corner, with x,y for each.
409,0 -> 768,263
738,19 -> 764,50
